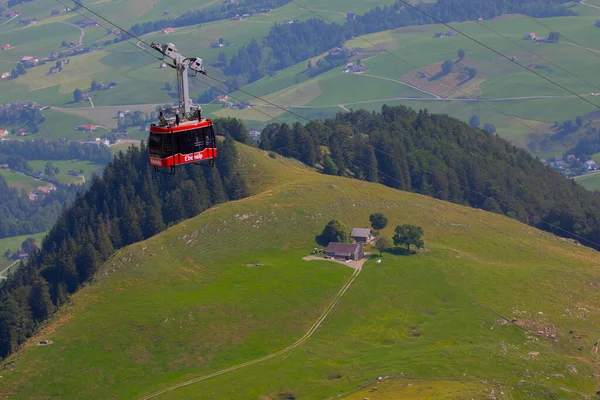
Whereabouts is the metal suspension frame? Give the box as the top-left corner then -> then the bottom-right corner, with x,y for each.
150,42 -> 213,174
150,42 -> 207,123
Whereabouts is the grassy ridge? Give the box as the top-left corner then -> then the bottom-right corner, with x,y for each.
1,144 -> 600,399
0,169 -> 40,191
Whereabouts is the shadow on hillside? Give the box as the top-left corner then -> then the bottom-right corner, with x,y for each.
384,248 -> 416,256
315,235 -> 328,247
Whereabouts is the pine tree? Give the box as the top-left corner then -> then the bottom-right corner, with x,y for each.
274,124 -> 294,157
164,189 -> 184,225
29,279 -> 55,322
120,207 -> 143,246
95,216 -> 114,261
56,257 -> 78,293
180,181 -> 204,218
361,145 -> 378,182
76,243 -> 99,283
142,193 -> 166,238
226,172 -> 249,200
0,295 -> 24,358
217,133 -> 238,180
206,167 -> 227,205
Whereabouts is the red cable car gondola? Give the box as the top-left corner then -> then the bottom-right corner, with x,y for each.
148,42 -> 217,174
148,111 -> 217,174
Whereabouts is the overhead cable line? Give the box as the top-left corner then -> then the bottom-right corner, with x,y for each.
514,4 -> 600,62
406,1 -> 600,94
55,0 -> 162,61
286,0 -> 578,152
53,0 -> 600,249
391,0 -> 600,110
200,73 -> 600,250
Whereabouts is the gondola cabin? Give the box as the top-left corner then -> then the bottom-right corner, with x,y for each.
148,118 -> 217,173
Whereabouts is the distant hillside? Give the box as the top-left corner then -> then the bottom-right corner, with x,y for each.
1,143 -> 600,399
261,105 -> 600,251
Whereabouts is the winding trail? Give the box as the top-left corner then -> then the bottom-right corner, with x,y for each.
355,72 -> 441,98
581,1 -> 600,11
0,260 -> 20,280
563,40 -> 600,56
138,259 -> 365,399
249,92 -> 594,111
310,9 -> 346,17
0,15 -> 18,27
60,21 -> 85,46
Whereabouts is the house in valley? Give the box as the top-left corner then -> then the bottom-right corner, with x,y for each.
325,242 -> 365,260
350,228 -> 374,243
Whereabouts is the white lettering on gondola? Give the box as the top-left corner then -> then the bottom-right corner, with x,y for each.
184,152 -> 204,162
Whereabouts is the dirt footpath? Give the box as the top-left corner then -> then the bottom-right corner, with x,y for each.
302,254 -> 370,271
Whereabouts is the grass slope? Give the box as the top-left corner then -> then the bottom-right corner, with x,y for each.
1,144 -> 600,399
574,172 -> 600,191
27,160 -> 105,185
0,169 -> 41,191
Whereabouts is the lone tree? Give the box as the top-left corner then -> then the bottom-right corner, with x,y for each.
375,236 -> 391,256
458,49 -> 466,59
548,31 -> 561,43
73,88 -> 83,102
441,59 -> 454,74
320,219 -> 348,244
483,123 -> 497,134
393,224 -> 425,253
369,212 -> 388,235
468,115 -> 481,128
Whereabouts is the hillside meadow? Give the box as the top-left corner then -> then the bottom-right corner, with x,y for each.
1,144 -> 600,399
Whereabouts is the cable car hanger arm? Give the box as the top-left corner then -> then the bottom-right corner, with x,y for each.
150,42 -> 206,116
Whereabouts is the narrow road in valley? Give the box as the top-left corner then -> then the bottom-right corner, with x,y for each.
338,104 -> 350,112
0,15 -> 18,27
354,73 -> 441,99
0,260 -> 20,280
310,9 -> 347,17
581,1 -> 600,11
88,97 -> 95,108
138,258 -> 367,399
563,40 -> 600,56
60,21 -> 85,45
250,92 -> 593,110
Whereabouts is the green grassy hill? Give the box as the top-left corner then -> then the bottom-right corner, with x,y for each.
2,143 -> 600,399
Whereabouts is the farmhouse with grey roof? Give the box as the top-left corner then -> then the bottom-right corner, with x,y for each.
325,242 -> 364,260
350,228 -> 373,243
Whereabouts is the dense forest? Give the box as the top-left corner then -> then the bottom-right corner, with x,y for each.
0,177 -> 80,238
127,0 -> 291,37
260,106 -> 600,249
0,135 -> 248,359
0,139 -> 112,164
567,131 -> 600,158
200,0 -> 575,98
0,140 -> 113,238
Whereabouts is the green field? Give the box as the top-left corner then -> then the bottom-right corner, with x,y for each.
28,160 -> 105,185
109,141 -> 141,155
0,232 -> 47,274
2,144 -> 600,399
575,171 -> 600,191
0,169 -> 41,191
